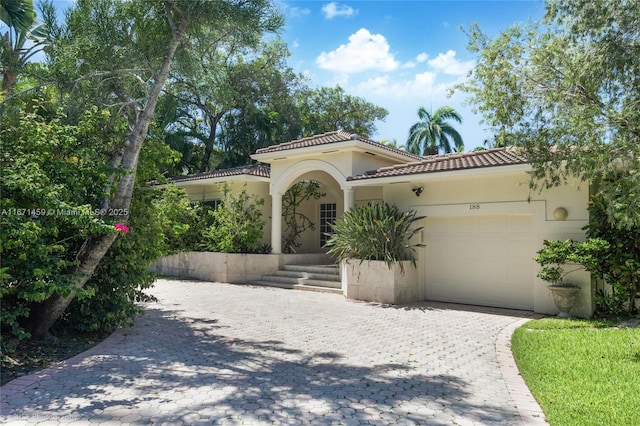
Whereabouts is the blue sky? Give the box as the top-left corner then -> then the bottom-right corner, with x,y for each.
277,0 -> 546,149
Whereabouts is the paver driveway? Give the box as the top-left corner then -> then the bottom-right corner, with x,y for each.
1,279 -> 546,425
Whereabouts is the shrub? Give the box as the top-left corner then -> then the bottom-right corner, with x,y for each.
200,183 -> 265,253
585,195 -> 640,315
58,140 -> 187,333
324,202 -> 424,272
534,194 -> 640,315
534,238 -> 610,287
0,106 -> 115,346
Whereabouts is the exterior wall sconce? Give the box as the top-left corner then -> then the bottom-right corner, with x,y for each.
553,207 -> 569,220
411,187 -> 424,197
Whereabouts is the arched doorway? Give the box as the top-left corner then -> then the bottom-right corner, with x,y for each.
269,160 -> 354,253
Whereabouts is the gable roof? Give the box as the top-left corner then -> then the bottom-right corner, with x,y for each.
254,130 -> 422,161
348,147 -> 528,181
169,164 -> 270,183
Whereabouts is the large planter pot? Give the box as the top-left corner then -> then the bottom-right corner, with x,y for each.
548,285 -> 580,317
341,259 -> 419,304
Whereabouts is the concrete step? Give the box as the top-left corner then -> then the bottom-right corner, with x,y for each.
258,274 -> 341,289
253,263 -> 341,294
253,263 -> 342,293
252,280 -> 342,295
304,278 -> 341,289
283,264 -> 339,276
272,270 -> 340,282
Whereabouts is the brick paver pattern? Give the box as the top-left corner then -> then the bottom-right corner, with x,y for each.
1,279 -> 542,425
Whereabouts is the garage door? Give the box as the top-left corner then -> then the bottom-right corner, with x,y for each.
424,215 -> 535,310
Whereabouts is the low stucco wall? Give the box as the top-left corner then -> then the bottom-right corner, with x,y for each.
342,259 -> 419,304
150,252 -> 281,283
150,252 -> 334,284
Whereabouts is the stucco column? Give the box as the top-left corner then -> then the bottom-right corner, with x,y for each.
271,192 -> 283,253
343,187 -> 355,212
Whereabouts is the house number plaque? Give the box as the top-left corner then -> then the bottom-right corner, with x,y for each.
469,203 -> 481,210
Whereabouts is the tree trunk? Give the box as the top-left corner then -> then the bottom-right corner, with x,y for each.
629,278 -> 639,315
200,112 -> 224,172
1,71 -> 18,94
28,6 -> 189,340
28,233 -> 118,339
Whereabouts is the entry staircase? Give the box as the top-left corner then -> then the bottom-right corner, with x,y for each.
253,264 -> 342,295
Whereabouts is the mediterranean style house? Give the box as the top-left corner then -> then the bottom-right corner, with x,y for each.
167,130 -> 593,316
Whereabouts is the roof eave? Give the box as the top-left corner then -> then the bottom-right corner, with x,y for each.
172,174 -> 270,187
347,163 -> 532,187
251,140 -> 419,163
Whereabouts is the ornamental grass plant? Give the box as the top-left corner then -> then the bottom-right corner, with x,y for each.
324,202 -> 424,272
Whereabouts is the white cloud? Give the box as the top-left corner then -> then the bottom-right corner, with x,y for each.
416,53 -> 429,63
402,61 -> 416,69
316,28 -> 399,73
357,76 -> 390,95
353,70 -> 455,101
413,71 -> 437,89
428,50 -> 474,76
321,2 -> 358,19
289,7 -> 311,18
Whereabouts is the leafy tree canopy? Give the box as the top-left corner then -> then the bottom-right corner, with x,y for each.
460,0 -> 640,229
298,85 -> 388,138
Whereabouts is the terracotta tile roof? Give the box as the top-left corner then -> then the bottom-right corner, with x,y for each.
254,130 -> 422,160
170,164 -> 270,183
348,147 -> 528,181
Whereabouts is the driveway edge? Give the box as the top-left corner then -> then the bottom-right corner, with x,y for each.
495,318 -> 548,425
1,327 -> 126,402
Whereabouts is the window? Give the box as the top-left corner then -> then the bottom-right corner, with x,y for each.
319,203 -> 337,247
202,199 -> 222,210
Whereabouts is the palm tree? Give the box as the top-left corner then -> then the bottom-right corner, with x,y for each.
379,138 -> 407,150
407,106 -> 464,155
1,0 -> 48,94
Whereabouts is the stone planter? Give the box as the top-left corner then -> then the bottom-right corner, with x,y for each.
548,285 -> 580,317
341,259 -> 419,304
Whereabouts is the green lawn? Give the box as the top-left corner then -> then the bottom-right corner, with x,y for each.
511,318 -> 640,426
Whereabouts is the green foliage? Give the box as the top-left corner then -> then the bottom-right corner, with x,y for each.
460,0 -> 640,229
534,240 -> 576,286
201,183 -> 265,253
325,203 -> 425,272
0,0 -> 50,94
169,39 -> 299,172
297,85 -> 388,138
282,181 -> 325,253
534,194 -> 639,314
2,0 -> 288,341
585,195 -> 640,315
59,135 -> 186,333
0,102 -> 117,343
60,187 -> 159,333
534,239 -> 610,286
407,106 -> 464,155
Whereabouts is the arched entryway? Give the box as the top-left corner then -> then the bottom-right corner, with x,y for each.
269,160 -> 354,253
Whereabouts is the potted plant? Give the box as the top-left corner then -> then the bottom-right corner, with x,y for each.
534,239 -> 581,317
324,202 -> 425,304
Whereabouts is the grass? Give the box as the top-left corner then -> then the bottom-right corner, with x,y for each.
512,318 -> 640,426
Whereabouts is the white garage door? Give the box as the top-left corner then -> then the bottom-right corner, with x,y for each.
424,214 -> 535,310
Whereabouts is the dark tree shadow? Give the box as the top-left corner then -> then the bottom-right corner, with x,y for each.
2,306 -> 521,425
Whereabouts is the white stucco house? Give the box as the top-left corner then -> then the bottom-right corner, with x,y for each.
164,130 -> 593,317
